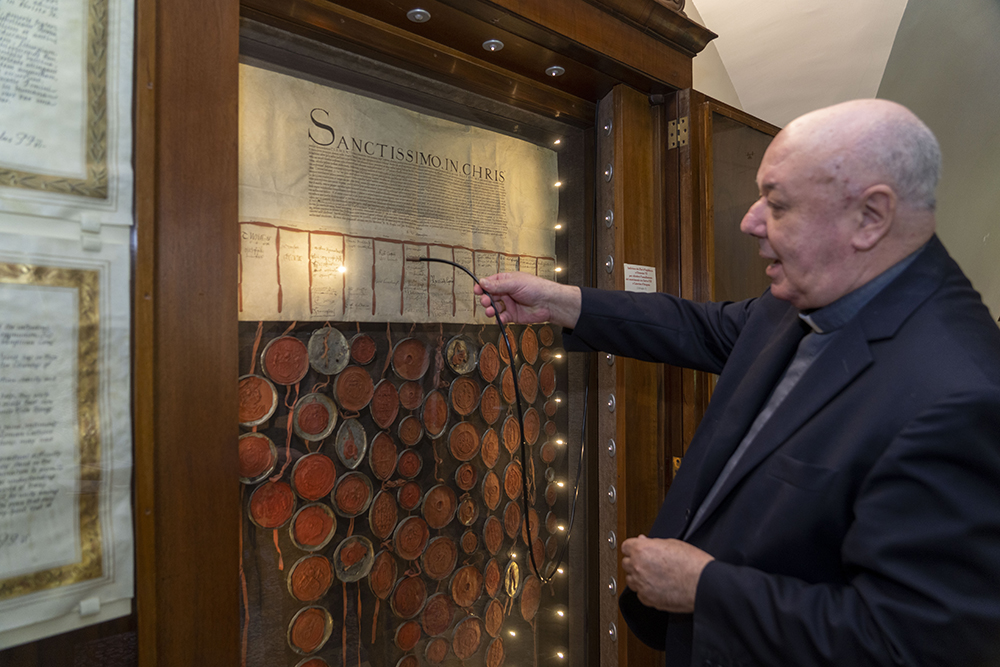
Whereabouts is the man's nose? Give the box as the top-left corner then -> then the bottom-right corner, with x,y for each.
740,198 -> 766,237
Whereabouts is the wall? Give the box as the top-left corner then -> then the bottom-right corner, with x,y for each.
878,0 -> 1000,319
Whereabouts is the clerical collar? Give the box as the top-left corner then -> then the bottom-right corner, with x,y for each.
799,244 -> 927,334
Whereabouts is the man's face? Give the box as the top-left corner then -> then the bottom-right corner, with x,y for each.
740,136 -> 858,310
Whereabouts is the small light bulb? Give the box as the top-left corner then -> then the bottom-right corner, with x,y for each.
557,610 -> 565,617
557,567 -> 565,574
557,651 -> 565,659
554,138 -> 562,145
554,397 -> 562,403
555,353 -> 563,359
554,223 -> 563,230
554,267 -> 563,273
554,181 -> 562,187
557,481 -> 565,488
509,630 -> 517,637
558,524 -> 566,532
338,265 -> 347,274
556,439 -> 564,445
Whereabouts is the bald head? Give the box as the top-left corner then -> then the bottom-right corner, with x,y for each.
784,99 -> 941,213
741,100 -> 940,309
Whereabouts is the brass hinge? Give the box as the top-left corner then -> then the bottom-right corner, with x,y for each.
672,456 -> 683,478
667,116 -> 689,149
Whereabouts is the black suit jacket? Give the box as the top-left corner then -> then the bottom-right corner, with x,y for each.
564,236 -> 1000,666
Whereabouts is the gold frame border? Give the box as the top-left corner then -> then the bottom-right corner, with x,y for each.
0,0 -> 109,199
0,262 -> 104,599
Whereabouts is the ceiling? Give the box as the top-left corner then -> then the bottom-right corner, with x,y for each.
687,0 -> 910,127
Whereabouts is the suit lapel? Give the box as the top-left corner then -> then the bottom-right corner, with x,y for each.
684,236 -> 951,538
683,306 -> 807,515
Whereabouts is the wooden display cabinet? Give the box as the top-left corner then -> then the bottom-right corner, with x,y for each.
0,3 -> 777,667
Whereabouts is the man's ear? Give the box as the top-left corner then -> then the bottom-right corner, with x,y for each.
852,184 -> 896,251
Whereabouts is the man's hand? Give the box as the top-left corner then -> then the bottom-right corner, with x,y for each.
474,272 -> 581,329
620,535 -> 715,613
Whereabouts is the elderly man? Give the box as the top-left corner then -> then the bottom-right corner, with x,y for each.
475,99 -> 1000,665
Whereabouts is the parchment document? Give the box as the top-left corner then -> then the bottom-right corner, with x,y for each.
239,64 -> 559,323
0,0 -> 135,225
0,233 -> 133,647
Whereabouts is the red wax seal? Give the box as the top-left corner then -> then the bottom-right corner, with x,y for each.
484,598 -> 504,638
486,637 -> 505,667
483,515 -> 503,555
538,324 -> 555,347
393,338 -> 430,381
397,449 -> 422,479
455,462 -> 477,491
299,659 -> 329,667
500,367 -> 515,404
263,336 -> 309,385
461,530 -> 478,554
370,491 -> 398,541
483,558 -> 500,598
293,504 -> 335,548
350,333 -> 376,365
392,575 -> 428,619
482,471 -> 501,512
518,365 -> 538,405
250,481 -> 295,528
369,431 -> 397,481
497,328 -> 518,363
398,381 -> 424,411
523,407 -> 540,445
531,537 -> 545,567
520,327 -> 538,365
544,420 -> 557,437
333,472 -> 371,517
335,365 -> 374,412
394,516 -> 430,561
395,620 -> 422,652
479,385 -> 501,425
478,342 -> 499,383
539,347 -> 553,363
502,416 -> 520,455
298,401 -> 330,436
339,540 -> 368,569
289,555 -> 333,602
369,550 -> 397,600
452,617 -> 483,661
450,376 -> 479,416
422,536 -> 458,581
457,496 -> 478,526
539,362 -> 556,398
422,390 -> 448,438
540,441 -> 557,465
503,501 -> 521,539
546,511 -> 559,534
290,607 -> 329,654
293,453 -> 337,501
398,481 -> 422,511
425,637 -> 449,665
421,592 -> 455,637
422,485 -> 457,530
481,429 -> 499,469
451,565 -> 483,608
238,433 -> 275,480
448,422 -> 480,462
521,508 -> 539,545
398,415 -> 423,447
545,481 -> 557,506
371,379 -> 400,429
544,398 -> 558,417
546,535 -> 558,559
239,375 -> 275,425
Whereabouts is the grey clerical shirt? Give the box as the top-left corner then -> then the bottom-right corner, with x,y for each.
683,246 -> 926,538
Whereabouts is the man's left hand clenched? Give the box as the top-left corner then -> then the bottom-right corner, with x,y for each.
620,535 -> 715,613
